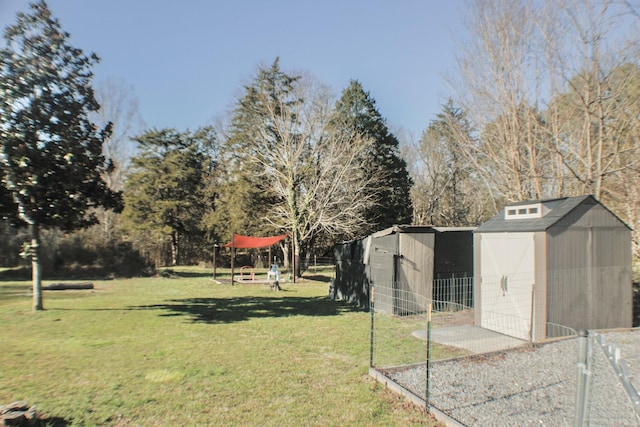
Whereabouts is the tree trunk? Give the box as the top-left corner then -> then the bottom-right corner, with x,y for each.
31,223 -> 43,311
294,254 -> 301,278
293,232 -> 301,278
170,231 -> 179,266
281,243 -> 289,269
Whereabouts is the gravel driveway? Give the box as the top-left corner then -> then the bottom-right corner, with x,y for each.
382,329 -> 640,426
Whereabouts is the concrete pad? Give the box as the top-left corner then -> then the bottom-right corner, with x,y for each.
412,325 -> 527,354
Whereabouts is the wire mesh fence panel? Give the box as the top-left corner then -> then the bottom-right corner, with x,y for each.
584,333 -> 640,426
370,311 -> 429,369
371,282 -> 430,370
368,277 -> 640,425
547,322 -> 580,339
432,277 -> 474,310
369,281 -> 433,411
477,272 -> 537,341
428,336 -> 580,426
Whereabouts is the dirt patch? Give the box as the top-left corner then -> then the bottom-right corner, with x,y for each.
431,309 -> 474,327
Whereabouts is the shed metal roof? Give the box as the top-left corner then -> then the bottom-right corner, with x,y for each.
475,195 -> 630,233
369,225 -> 476,239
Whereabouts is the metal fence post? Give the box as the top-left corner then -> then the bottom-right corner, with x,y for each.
575,330 -> 592,427
369,285 -> 375,368
426,303 -> 432,412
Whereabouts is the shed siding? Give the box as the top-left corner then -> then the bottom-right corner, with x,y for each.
550,199 -> 627,232
532,232 -> 547,342
473,233 -> 482,327
369,233 -> 398,314
370,234 -> 397,285
333,240 -> 369,308
590,227 -> 632,328
546,203 -> 632,332
546,228 -> 591,331
397,232 -> 434,313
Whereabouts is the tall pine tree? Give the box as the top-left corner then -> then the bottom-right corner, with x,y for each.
415,100 -> 486,226
333,80 -> 413,235
219,58 -> 298,242
123,128 -> 215,266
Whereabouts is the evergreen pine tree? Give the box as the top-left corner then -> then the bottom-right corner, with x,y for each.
123,128 -> 214,266
0,1 -> 121,309
219,58 -> 300,240
333,80 -> 413,234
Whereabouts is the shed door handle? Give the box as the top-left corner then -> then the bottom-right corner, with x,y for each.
500,275 -> 508,296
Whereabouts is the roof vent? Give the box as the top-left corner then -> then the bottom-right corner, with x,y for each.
504,203 -> 545,220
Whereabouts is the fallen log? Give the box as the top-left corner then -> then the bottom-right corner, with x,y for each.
42,282 -> 94,291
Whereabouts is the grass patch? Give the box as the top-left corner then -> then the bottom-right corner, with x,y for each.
371,312 -> 469,369
0,271 -> 440,426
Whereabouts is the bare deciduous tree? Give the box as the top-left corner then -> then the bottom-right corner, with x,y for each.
410,100 -> 491,226
93,76 -> 145,189
256,77 -> 377,273
225,61 -> 378,275
91,76 -> 145,241
452,0 -> 552,204
452,0 -> 640,258
541,0 -> 640,257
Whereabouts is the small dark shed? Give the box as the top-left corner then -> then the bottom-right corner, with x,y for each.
474,195 -> 633,342
334,225 -> 474,312
333,238 -> 370,308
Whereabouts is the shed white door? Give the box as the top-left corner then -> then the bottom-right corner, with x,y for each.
480,232 -> 535,340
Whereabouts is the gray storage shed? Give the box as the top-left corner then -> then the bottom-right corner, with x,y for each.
334,225 -> 474,312
474,195 -> 632,342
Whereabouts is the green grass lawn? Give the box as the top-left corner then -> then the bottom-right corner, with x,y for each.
0,270 -> 440,426
371,312 -> 469,369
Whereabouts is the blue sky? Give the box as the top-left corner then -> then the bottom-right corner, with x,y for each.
1,0 -> 466,138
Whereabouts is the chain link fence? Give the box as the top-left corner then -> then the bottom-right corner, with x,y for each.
369,280 -> 640,426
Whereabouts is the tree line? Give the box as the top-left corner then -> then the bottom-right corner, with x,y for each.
411,0 -> 640,261
2,1 -> 640,311
0,2 -> 413,310
120,61 -> 413,275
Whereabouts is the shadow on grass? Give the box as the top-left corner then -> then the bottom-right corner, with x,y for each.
301,274 -> 332,283
172,271 -> 215,278
0,283 -> 32,305
0,283 -> 31,291
132,295 -> 359,324
42,416 -> 70,427
0,267 -> 31,281
158,269 -> 214,279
